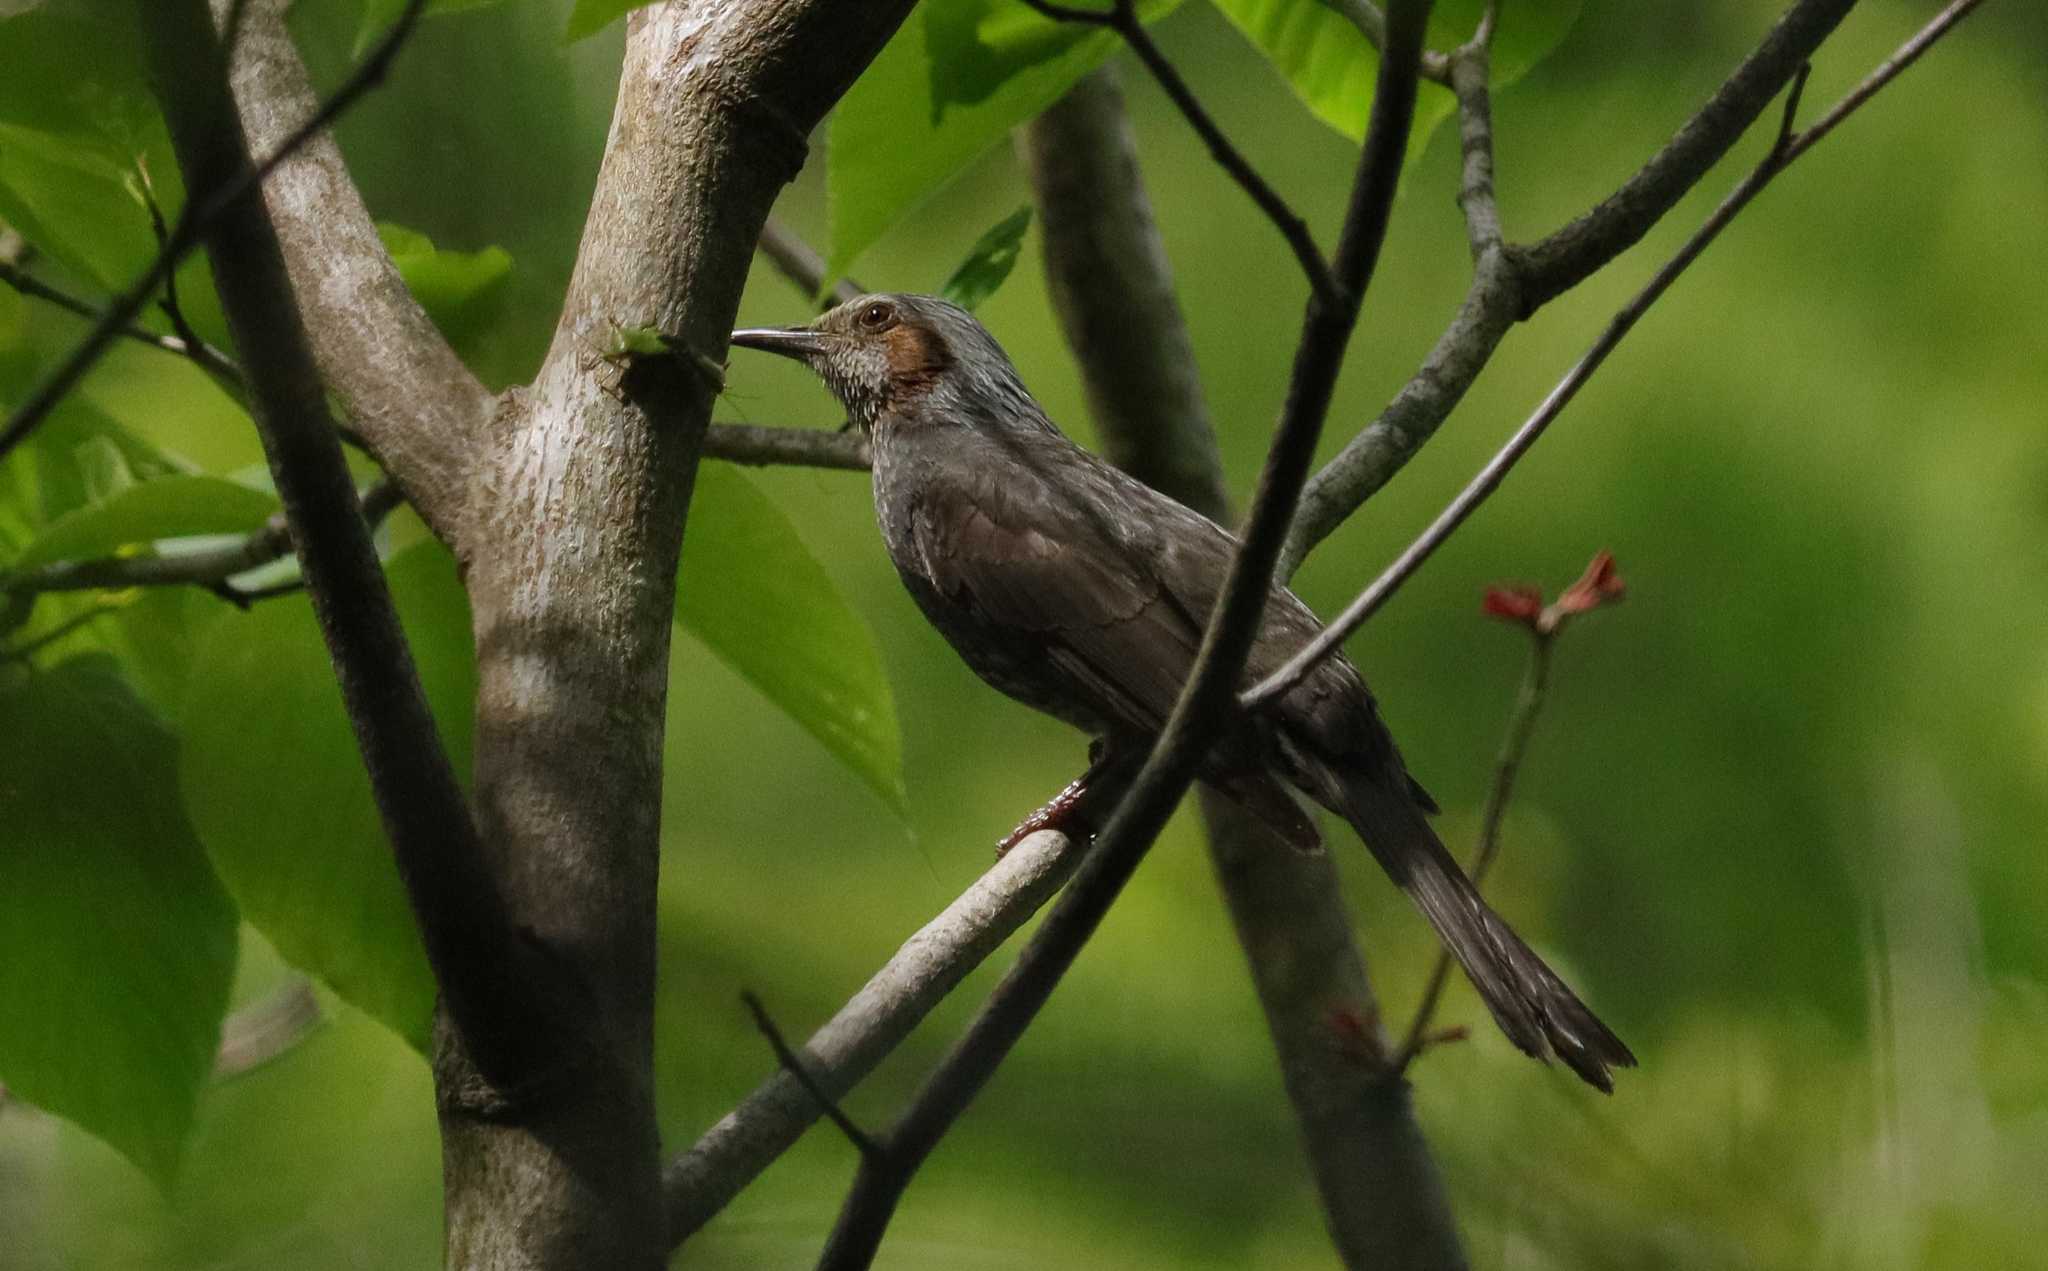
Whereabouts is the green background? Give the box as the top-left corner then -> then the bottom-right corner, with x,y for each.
3,0 -> 2044,1266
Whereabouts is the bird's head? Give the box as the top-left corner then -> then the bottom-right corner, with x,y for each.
730,293 -> 1039,434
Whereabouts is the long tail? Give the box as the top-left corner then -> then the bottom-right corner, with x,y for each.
1342,777 -> 1635,1091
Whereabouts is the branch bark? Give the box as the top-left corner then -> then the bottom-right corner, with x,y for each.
217,0 -> 488,547
1285,0 -> 1859,567
433,3 -> 914,1266
661,829 -> 1084,1245
1020,65 -> 1465,1269
138,0 -> 563,1135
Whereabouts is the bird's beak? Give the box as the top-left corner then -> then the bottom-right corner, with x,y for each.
729,325 -> 827,361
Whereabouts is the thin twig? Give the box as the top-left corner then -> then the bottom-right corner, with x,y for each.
0,259 -> 241,379
0,0 -> 428,464
1020,65 -> 1465,1265
0,601 -> 123,663
138,157 -> 248,395
1394,627 -> 1553,1067
1447,21 -> 1502,259
757,218 -> 863,308
2,481 -> 398,606
662,828 -> 1083,1246
1248,0 -> 1981,707
1021,0 -> 1341,305
740,991 -> 880,1159
1287,0 -> 1866,564
814,7 -> 1431,1266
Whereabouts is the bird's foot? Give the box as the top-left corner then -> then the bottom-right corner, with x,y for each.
994,741 -> 1137,857
996,772 -> 1095,858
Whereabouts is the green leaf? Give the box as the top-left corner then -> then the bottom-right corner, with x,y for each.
0,655 -> 238,1188
377,222 -> 513,358
940,206 -> 1032,311
354,0 -> 508,58
828,0 -> 1183,277
1210,0 -> 1581,148
179,544 -> 475,1052
6,475 -> 278,573
562,0 -> 654,42
678,466 -> 907,814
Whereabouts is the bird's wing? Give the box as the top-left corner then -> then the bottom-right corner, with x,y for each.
907,457 -> 1210,735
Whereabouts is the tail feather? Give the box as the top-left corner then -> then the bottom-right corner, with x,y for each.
1343,779 -> 1635,1091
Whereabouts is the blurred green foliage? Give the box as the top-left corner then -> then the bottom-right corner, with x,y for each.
2,0 -> 2045,1266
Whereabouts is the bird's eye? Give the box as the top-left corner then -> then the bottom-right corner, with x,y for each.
857,301 -> 896,331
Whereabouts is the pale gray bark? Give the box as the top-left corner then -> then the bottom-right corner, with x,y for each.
208,2 -> 914,1266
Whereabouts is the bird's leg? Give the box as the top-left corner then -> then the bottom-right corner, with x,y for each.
995,738 -> 1135,857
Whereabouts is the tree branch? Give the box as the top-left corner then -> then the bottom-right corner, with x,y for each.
1252,0 -> 1983,704
215,0 -> 490,547
0,0 -> 434,470
0,256 -> 243,396
661,829 -> 1084,1245
1021,0 -> 1341,304
1396,552 -> 1625,1071
1020,64 -> 1465,1269
1514,0 -> 1855,308
814,7 -> 1432,1265
702,422 -> 870,470
440,2 -> 917,1263
1,481 -> 399,607
757,217 -> 863,308
739,991 -> 880,1159
1286,0 -> 1866,568
138,0 -> 562,1094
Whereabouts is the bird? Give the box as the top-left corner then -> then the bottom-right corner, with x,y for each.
729,292 -> 1634,1090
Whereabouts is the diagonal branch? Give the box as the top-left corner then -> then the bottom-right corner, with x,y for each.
1021,0 -> 1341,304
1253,0 -> 1982,705
0,256 -> 243,396
662,829 -> 1084,1245
215,0 -> 490,546
757,218 -> 864,308
813,7 -> 1433,1265
1286,0 -> 1865,568
1020,64 -> 1465,1269
1,481 -> 400,607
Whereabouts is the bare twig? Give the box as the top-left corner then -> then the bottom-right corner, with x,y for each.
137,157 -> 247,396
0,601 -> 123,663
662,829 -> 1083,1245
1514,0 -> 1854,308
0,0 -> 429,466
1447,22 -> 1501,258
1,481 -> 399,605
0,259 -> 242,388
740,991 -> 880,1159
1287,0 -> 1865,566
1020,0 -> 1341,304
1251,0 -> 1982,704
1394,553 -> 1624,1071
814,8 -> 1432,1265
757,218 -> 863,308
702,423 -> 870,470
